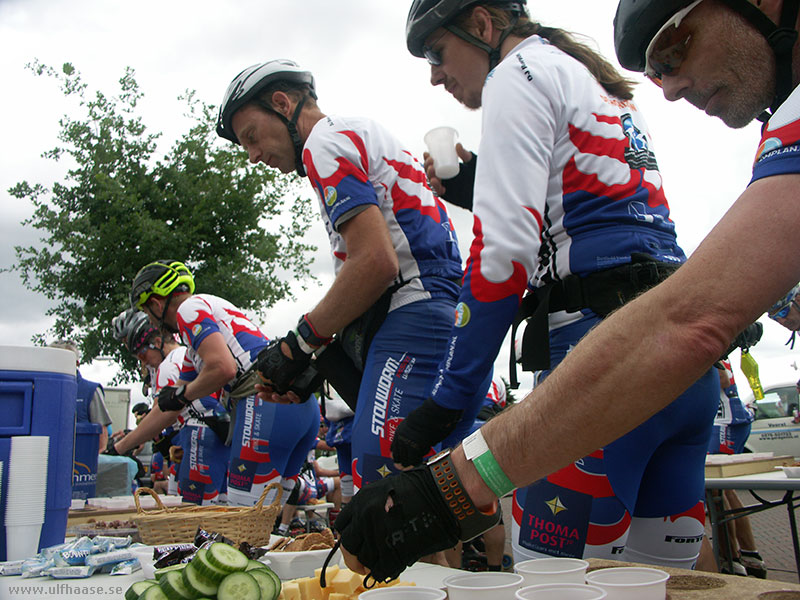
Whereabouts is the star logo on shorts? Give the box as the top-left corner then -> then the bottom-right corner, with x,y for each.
238,464 -> 247,473
377,465 -> 393,478
545,496 -> 567,516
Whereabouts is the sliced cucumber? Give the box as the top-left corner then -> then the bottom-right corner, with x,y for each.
182,561 -> 219,598
261,565 -> 281,592
206,542 -> 249,573
245,559 -> 269,571
217,571 -> 261,600
154,563 -> 187,581
192,547 -> 229,583
138,586 -> 169,600
126,580 -> 157,600
249,568 -> 280,600
158,569 -> 195,600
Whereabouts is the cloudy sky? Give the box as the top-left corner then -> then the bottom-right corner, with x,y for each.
1,0 -> 797,404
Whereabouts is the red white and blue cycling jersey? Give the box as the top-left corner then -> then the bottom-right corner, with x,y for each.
752,85 -> 800,182
303,115 -> 464,310
176,292 -> 319,506
301,115 -> 489,492
714,359 -> 754,427
430,35 -> 686,410
177,294 -> 268,391
156,346 -> 224,427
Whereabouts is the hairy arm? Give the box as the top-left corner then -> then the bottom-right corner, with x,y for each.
452,174 -> 800,508
185,331 -> 237,400
114,402 -> 180,454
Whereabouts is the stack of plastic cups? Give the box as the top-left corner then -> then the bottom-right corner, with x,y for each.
4,436 -> 49,560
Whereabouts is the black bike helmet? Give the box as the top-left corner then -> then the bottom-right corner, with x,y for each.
614,0 -> 799,118
126,312 -> 159,356
216,59 -> 316,177
406,0 -> 527,70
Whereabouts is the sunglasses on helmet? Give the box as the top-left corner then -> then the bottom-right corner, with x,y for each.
769,300 -> 797,320
644,0 -> 704,86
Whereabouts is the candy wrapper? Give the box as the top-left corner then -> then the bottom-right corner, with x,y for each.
239,540 -> 268,560
153,544 -> 196,569
0,560 -> 25,576
85,548 -> 135,568
20,556 -> 55,579
109,558 -> 141,576
45,565 -> 95,579
194,527 -> 235,549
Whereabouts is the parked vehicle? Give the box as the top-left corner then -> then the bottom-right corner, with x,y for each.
744,382 -> 800,458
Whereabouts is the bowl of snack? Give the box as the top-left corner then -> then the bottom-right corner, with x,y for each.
263,529 -> 340,580
778,465 -> 800,478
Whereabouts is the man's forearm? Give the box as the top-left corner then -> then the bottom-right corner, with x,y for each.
454,179 -> 800,503
115,404 -> 177,454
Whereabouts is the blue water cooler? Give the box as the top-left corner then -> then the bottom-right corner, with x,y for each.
72,421 -> 101,500
0,346 -> 76,561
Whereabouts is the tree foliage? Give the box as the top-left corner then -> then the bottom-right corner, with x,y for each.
7,60 -> 317,378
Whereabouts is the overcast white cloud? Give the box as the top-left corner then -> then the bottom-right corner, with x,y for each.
1,0 -> 797,397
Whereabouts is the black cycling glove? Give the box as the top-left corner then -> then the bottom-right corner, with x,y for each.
334,466 -> 460,584
391,397 -> 463,467
439,153 -> 476,211
255,332 -> 314,396
158,385 -> 188,412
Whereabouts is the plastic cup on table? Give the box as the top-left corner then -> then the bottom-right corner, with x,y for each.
515,557 -> 590,585
359,587 -> 447,599
424,126 -> 460,180
4,523 -> 42,560
516,583 -> 608,600
584,567 -> 669,600
444,572 -> 525,600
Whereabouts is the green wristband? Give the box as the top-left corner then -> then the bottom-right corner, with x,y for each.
462,428 -> 515,498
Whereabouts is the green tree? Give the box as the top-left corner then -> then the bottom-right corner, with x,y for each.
7,60 -> 317,378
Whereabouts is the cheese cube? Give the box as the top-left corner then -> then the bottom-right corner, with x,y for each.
281,581 -> 301,600
297,576 -> 324,600
327,594 -> 351,600
331,568 -> 362,595
316,564 -> 340,581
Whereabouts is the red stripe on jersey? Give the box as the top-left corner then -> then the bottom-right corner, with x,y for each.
466,215 -> 532,304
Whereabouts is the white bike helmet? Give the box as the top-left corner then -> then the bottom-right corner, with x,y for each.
216,59 -> 316,176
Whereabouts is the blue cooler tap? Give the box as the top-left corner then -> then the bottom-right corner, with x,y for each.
0,346 -> 76,561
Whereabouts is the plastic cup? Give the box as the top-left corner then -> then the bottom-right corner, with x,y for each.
515,558 -> 590,585
584,567 -> 669,600
5,523 -> 42,560
444,572 -> 525,600
359,587 -> 447,599
517,583 -> 608,599
424,126 -> 460,179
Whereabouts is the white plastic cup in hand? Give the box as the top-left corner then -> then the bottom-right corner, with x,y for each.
516,583 -> 608,600
584,567 -> 669,600
444,572 -> 525,600
5,523 -> 42,560
424,126 -> 460,179
514,557 -> 590,585
359,587 -> 447,599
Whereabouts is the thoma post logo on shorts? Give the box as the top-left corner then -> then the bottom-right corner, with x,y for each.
324,186 -> 337,206
454,302 -> 471,327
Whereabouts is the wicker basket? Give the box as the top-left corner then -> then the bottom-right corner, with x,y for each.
133,483 -> 281,546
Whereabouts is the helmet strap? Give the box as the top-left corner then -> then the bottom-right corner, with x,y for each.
257,95 -> 310,177
723,0 -> 799,121
157,295 -> 179,335
445,11 -> 520,71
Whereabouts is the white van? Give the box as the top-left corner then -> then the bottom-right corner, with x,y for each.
744,382 -> 800,458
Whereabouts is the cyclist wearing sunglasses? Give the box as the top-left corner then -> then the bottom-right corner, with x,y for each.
109,313 -> 230,505
130,260 -> 321,508
333,0 -> 721,582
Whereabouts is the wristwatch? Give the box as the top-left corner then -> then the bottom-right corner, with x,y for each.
296,314 -> 333,349
427,448 -> 502,542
